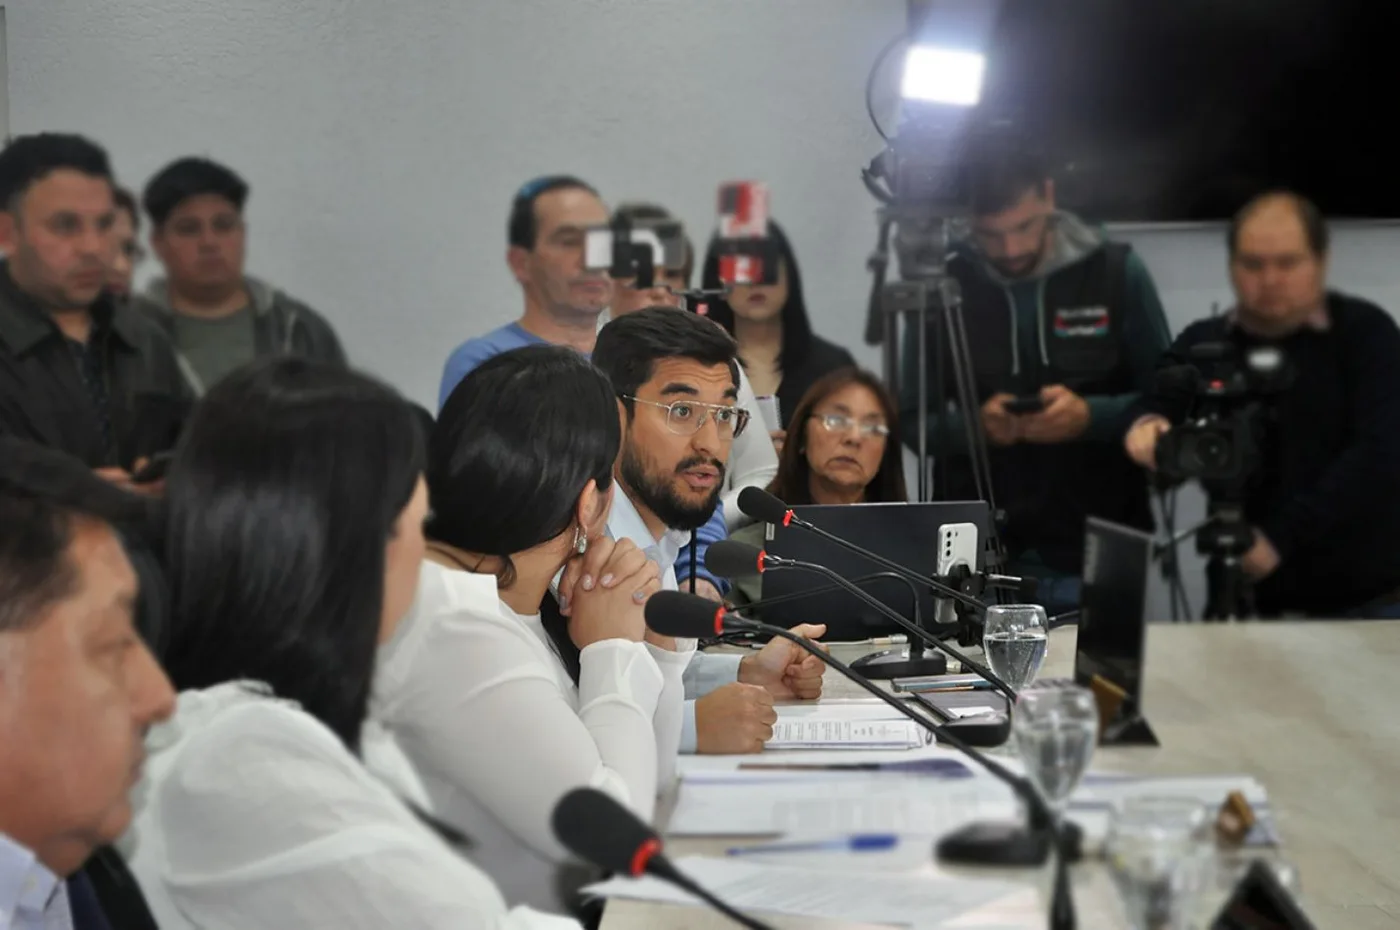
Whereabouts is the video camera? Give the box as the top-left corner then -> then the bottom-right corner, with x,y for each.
1154,341 -> 1291,488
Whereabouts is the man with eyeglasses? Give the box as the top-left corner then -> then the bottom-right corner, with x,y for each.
899,143 -> 1171,614
131,157 -> 345,396
437,179 -> 735,601
579,307 -> 826,755
0,134 -> 190,488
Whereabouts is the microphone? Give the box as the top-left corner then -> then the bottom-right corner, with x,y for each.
736,488 -> 995,613
645,592 -> 1078,930
707,540 -> 1016,705
551,787 -> 775,930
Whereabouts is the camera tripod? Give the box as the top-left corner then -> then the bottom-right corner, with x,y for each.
1198,497 -> 1257,621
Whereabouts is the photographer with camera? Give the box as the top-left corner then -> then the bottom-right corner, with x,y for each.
1126,192 -> 1400,618
900,146 -> 1171,614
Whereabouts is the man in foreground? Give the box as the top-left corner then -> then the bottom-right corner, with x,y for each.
0,438 -> 176,926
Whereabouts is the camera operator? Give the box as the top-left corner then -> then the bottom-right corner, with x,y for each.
1125,192 -> 1400,618
900,145 -> 1171,613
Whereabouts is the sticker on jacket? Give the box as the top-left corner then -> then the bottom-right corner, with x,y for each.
1053,305 -> 1110,338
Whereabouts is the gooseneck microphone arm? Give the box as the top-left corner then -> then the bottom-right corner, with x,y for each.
552,787 -> 776,930
737,488 -> 989,612
708,540 -> 1016,702
646,591 -> 1075,930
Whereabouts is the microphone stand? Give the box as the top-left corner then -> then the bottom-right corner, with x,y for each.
718,612 -> 1076,930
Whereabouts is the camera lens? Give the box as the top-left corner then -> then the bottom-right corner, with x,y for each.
1189,433 -> 1232,471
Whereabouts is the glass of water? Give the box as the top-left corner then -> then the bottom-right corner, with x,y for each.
1104,796 -> 1215,930
1011,685 -> 1099,817
983,603 -> 1049,689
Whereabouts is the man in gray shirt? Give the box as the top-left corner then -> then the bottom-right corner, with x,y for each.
131,157 -> 345,394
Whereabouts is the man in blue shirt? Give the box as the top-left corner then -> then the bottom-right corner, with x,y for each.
439,176 -> 730,597
438,175 -> 611,409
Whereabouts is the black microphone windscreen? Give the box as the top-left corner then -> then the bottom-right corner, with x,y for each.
551,787 -> 659,876
705,539 -> 766,579
644,590 -> 727,638
737,487 -> 790,525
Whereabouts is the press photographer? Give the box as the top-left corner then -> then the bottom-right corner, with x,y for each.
1125,192 -> 1400,618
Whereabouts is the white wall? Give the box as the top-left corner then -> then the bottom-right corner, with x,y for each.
6,0 -> 906,407
11,0 -> 1400,618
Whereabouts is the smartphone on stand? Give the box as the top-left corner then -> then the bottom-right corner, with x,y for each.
934,522 -> 979,627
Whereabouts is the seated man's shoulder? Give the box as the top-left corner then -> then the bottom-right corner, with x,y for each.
1331,291 -> 1398,332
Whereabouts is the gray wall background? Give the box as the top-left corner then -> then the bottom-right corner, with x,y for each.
10,0 -> 1400,619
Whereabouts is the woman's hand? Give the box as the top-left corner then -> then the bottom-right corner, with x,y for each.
565,538 -> 662,649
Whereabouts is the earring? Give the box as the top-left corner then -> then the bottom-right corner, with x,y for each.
572,525 -> 588,556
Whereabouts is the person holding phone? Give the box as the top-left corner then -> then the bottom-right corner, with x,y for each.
898,142 -> 1171,614
699,220 -> 857,448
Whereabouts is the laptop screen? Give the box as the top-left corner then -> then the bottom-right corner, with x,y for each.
1075,516 -> 1153,704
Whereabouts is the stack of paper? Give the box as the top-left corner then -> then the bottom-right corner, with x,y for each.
766,701 -> 931,750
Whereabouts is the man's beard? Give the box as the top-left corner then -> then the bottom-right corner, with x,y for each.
619,441 -> 724,532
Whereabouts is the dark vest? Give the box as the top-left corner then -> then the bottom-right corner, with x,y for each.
936,243 -> 1152,573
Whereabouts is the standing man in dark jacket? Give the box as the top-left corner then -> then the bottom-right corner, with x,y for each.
1126,192 -> 1400,618
0,133 -> 191,483
901,147 -> 1171,612
131,157 -> 345,396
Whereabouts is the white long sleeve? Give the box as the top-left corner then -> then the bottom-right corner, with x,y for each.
724,367 -> 780,530
373,562 -> 692,912
125,685 -> 575,930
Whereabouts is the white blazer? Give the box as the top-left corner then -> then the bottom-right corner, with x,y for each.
123,683 -> 577,930
372,561 -> 692,913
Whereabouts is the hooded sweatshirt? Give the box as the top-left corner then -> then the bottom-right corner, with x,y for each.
900,210 -> 1171,573
132,276 -> 346,395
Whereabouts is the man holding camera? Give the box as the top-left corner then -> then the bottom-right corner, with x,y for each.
901,148 -> 1171,613
1125,192 -> 1400,617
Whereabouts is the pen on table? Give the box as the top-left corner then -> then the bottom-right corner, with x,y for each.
725,834 -> 900,856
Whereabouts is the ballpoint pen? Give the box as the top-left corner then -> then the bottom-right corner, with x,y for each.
725,834 -> 900,856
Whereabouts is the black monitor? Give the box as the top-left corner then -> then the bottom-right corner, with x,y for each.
753,501 -> 991,641
1075,516 -> 1153,706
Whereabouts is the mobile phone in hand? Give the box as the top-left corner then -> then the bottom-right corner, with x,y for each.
1002,395 -> 1046,415
132,451 -> 174,484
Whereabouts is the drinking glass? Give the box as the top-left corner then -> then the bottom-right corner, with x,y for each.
983,603 -> 1049,689
1104,796 -> 1215,930
1010,685 -> 1099,817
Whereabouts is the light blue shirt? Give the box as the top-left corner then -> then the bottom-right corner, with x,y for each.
0,834 -> 70,930
438,322 -> 546,410
607,486 -> 743,753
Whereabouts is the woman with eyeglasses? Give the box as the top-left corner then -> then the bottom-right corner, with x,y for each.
373,345 -> 689,916
125,357 -> 576,929
730,368 -> 909,604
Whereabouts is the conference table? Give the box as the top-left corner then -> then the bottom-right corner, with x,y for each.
601,621 -> 1400,929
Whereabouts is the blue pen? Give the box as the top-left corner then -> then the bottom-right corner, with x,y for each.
725,834 -> 900,857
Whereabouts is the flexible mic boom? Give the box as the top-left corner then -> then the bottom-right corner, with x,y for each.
645,591 -> 1077,930
736,488 -> 989,612
551,787 -> 775,930
707,540 -> 1018,707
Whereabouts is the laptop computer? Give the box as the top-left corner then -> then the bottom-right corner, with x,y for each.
752,500 -> 992,641
1075,516 -> 1155,738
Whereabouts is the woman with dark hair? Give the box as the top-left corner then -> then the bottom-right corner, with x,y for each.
731,368 -> 908,603
125,358 -> 576,929
700,220 -> 856,441
373,345 -> 687,914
